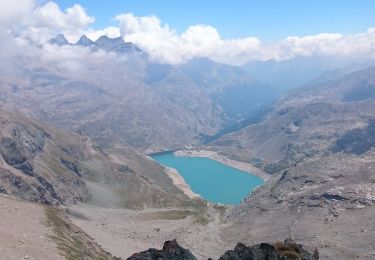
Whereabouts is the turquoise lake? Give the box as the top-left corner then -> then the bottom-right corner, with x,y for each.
151,152 -> 264,205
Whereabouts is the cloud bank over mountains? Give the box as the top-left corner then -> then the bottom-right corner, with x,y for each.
1,0 -> 375,65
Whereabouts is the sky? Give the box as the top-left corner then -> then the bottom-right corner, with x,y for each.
1,0 -> 375,65
51,0 -> 375,42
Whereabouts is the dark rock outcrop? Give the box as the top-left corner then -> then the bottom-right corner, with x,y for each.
127,239 -> 318,260
331,119 -> 375,155
219,239 -> 318,260
127,239 -> 196,260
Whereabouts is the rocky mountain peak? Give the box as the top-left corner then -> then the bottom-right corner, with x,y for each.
47,34 -> 142,54
95,35 -> 120,44
94,35 -> 141,53
95,35 -> 124,48
49,34 -> 69,46
76,35 -> 94,46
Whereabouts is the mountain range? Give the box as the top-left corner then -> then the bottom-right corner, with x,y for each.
209,67 -> 375,172
206,67 -> 375,259
242,56 -> 375,91
0,34 -> 274,152
1,32 -> 375,259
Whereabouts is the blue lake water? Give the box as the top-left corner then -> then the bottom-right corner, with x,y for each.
151,152 -> 264,205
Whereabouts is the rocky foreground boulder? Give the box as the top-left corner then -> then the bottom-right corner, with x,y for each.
218,238 -> 319,260
127,239 -> 197,260
127,239 -> 318,260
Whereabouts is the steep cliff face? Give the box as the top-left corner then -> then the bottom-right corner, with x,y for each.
0,109 -> 88,205
0,108 -> 194,208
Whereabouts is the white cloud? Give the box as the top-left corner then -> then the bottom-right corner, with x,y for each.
0,1 -> 125,76
16,1 -> 121,44
0,0 -> 34,29
115,13 -> 375,65
0,0 -> 35,71
21,1 -> 95,43
115,13 -> 261,64
274,29 -> 375,61
39,43 -> 120,73
84,26 -> 121,41
31,2 -> 94,29
2,2 -> 375,65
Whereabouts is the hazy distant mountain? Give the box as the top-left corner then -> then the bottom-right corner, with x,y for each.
210,67 -> 375,171
0,35 -> 277,152
307,61 -> 375,86
50,34 -> 142,54
242,56 -> 375,91
179,58 -> 279,123
76,35 -> 94,46
49,34 -> 70,46
93,35 -> 142,53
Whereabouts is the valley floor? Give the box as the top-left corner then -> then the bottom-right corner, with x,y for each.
2,192 -> 375,260
67,202 -> 375,260
223,204 -> 375,260
67,203 -> 232,260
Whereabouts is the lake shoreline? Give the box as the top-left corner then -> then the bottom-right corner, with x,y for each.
148,155 -> 201,200
174,149 -> 270,182
163,166 -> 201,200
146,149 -> 180,156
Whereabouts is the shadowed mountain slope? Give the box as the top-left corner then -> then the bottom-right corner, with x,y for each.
0,107 -> 194,209
210,67 -> 375,173
207,67 -> 375,259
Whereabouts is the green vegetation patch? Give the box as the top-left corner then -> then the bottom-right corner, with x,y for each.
140,209 -> 192,221
45,206 -> 118,260
264,160 -> 290,174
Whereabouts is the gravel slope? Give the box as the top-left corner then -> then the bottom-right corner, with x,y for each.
0,195 -> 61,260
